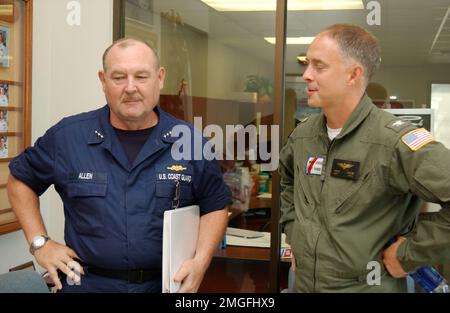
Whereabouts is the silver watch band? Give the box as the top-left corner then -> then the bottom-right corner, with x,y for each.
29,235 -> 51,255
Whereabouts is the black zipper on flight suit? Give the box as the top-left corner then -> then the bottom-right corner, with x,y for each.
320,134 -> 334,191
314,133 -> 336,291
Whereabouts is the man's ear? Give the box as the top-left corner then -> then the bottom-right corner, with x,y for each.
158,67 -> 166,90
348,64 -> 364,87
98,70 -> 106,92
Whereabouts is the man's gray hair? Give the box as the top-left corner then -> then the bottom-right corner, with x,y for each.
321,24 -> 381,83
102,37 -> 160,72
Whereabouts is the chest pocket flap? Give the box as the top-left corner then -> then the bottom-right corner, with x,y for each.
330,169 -> 375,214
67,172 -> 107,197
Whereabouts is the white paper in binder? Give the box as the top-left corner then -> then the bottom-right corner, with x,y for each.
162,205 -> 200,293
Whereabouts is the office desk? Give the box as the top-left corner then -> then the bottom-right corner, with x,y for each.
199,194 -> 289,292
198,246 -> 290,293
199,228 -> 291,292
215,245 -> 271,261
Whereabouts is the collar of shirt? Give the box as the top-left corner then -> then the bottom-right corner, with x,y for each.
334,94 -> 374,139
326,125 -> 342,141
86,105 -> 180,170
317,94 -> 375,141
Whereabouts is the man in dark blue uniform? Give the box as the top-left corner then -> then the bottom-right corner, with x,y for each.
7,38 -> 231,292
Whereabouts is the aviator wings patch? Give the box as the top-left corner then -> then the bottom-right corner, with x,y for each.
166,165 -> 187,172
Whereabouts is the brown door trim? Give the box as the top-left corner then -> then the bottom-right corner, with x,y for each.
270,0 -> 287,293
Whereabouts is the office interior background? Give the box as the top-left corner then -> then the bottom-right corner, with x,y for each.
0,0 -> 449,292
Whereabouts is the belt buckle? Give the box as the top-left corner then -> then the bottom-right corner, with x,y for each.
129,269 -> 144,284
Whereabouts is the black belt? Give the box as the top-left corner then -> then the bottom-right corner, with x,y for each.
87,266 -> 161,284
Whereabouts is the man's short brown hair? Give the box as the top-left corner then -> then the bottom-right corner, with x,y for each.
321,24 -> 381,83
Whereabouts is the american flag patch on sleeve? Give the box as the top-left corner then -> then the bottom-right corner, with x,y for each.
401,128 -> 434,151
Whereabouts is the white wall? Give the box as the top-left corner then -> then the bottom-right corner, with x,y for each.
206,39 -> 273,130
207,39 -> 273,101
372,65 -> 450,107
0,0 -> 113,274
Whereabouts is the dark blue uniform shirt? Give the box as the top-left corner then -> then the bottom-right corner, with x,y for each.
9,105 -> 231,291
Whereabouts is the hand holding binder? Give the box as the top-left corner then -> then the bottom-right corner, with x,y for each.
162,205 -> 200,293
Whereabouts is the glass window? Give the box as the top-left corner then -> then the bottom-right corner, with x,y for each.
285,0 -> 450,132
285,0 -> 450,290
123,0 -> 285,292
120,0 -> 450,293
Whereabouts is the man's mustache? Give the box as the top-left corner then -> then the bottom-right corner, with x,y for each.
122,97 -> 142,102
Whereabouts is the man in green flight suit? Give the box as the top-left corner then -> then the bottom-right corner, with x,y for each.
279,24 -> 450,292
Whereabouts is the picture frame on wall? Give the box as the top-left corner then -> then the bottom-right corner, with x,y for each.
285,74 -> 321,123
0,135 -> 8,158
384,108 -> 434,134
0,109 -> 7,131
0,83 -> 8,105
125,0 -> 154,26
0,24 -> 9,67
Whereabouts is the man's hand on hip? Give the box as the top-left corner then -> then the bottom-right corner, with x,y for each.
383,236 -> 408,278
34,240 -> 85,290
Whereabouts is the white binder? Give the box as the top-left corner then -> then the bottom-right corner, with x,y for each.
162,205 -> 200,293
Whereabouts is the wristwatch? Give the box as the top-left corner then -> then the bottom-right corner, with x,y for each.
29,235 -> 50,255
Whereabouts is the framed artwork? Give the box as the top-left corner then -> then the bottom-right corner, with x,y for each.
0,109 -> 6,131
0,83 -> 8,105
0,24 -> 9,67
0,135 -> 7,158
384,108 -> 434,133
0,0 -> 33,235
285,74 -> 320,123
125,0 -> 154,26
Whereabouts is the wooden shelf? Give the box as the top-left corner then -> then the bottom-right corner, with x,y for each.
0,184 -> 6,188
0,158 -> 14,162
250,195 -> 272,209
0,106 -> 24,112
0,80 -> 23,86
0,221 -> 21,235
0,208 -> 12,214
0,132 -> 23,136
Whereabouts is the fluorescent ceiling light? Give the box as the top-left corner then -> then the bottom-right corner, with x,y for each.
265,37 -> 315,45
201,0 -> 364,12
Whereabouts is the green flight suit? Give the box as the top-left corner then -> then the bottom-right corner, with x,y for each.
279,94 -> 450,292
